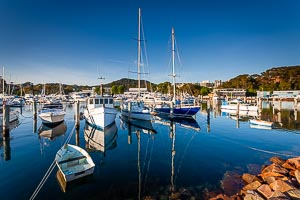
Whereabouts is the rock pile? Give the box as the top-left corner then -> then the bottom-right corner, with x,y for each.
211,156 -> 300,199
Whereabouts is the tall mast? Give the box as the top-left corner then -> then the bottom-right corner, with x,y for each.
137,8 -> 141,96
172,27 -> 176,104
2,66 -> 4,101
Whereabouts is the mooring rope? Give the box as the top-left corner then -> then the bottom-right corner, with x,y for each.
209,131 -> 299,158
29,161 -> 56,200
29,123 -> 77,200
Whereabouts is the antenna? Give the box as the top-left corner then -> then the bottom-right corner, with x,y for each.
98,76 -> 105,96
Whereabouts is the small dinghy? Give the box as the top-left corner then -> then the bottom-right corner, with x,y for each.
55,144 -> 95,182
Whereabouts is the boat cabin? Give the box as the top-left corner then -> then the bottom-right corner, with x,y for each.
88,96 -> 114,109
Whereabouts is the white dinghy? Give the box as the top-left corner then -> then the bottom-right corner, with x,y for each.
55,144 -> 95,182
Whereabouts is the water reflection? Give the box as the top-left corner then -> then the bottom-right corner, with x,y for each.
154,116 -> 201,198
84,122 -> 118,153
120,116 -> 157,200
207,100 -> 300,130
120,115 -> 157,135
0,120 -> 20,161
38,122 -> 67,155
38,121 -> 67,140
249,124 -> 272,130
154,116 -> 200,131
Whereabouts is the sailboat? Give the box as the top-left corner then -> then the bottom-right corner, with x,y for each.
154,28 -> 200,118
121,8 -> 152,121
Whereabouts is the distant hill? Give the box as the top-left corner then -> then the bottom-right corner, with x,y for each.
220,65 -> 300,93
105,78 -> 157,91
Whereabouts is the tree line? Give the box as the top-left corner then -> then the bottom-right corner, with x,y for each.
3,66 -> 299,97
220,66 -> 300,96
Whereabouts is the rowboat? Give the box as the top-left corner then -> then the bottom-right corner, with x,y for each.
55,144 -> 95,182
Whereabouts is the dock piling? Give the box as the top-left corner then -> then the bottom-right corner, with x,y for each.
3,139 -> 11,161
76,127 -> 80,146
207,105 -> 210,132
75,101 -> 80,129
3,104 -> 10,139
33,100 -> 37,120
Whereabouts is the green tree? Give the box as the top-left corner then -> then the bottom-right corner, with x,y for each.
111,85 -> 118,94
117,85 -> 125,94
200,87 -> 209,95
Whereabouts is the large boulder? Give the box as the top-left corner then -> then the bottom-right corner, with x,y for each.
270,156 -> 286,165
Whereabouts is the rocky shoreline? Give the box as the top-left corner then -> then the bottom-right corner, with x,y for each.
211,156 -> 300,200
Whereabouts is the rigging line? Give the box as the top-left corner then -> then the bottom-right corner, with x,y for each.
141,135 -> 151,176
140,16 -> 150,91
140,16 -> 149,69
174,130 -> 198,183
174,36 -> 183,73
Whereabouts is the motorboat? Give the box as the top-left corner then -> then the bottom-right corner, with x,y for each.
221,108 -> 258,117
0,103 -> 19,123
55,144 -> 95,182
84,95 -> 117,129
6,97 -> 25,107
221,99 -> 258,112
121,100 -> 152,121
39,103 -> 66,124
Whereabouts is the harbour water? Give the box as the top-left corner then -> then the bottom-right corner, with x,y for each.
0,101 -> 300,199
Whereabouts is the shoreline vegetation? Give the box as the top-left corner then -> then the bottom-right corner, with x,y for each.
2,66 -> 300,97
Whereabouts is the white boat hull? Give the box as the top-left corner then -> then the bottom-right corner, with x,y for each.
39,111 -> 66,124
60,166 -> 94,182
84,107 -> 117,129
55,144 -> 95,182
221,104 -> 258,111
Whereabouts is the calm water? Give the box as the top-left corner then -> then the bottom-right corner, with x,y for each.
0,101 -> 300,200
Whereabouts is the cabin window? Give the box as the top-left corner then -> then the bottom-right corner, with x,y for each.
95,99 -> 99,104
89,99 -> 93,104
109,99 -> 113,104
100,99 -> 103,104
104,99 -> 108,104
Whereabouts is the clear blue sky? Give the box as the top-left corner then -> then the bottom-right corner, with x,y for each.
0,0 -> 299,86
